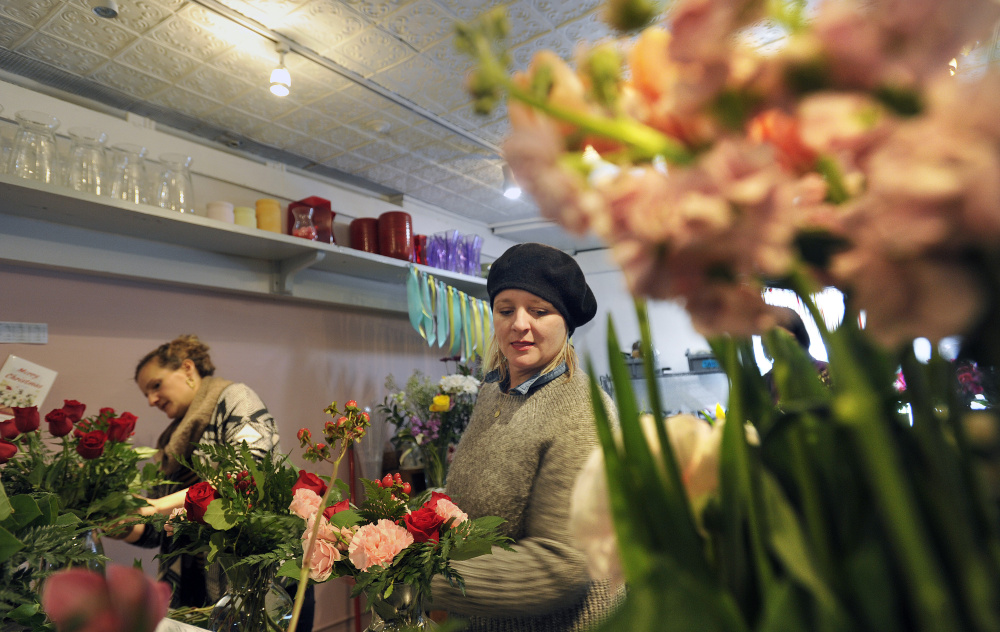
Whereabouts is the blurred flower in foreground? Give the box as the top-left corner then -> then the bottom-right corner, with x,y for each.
41,565 -> 170,632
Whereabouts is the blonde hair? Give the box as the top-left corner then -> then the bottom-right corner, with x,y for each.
134,334 -> 216,381
483,331 -> 577,384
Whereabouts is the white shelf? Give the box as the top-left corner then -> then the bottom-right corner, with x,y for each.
0,174 -> 487,312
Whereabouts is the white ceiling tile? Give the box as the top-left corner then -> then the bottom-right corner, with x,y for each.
232,86 -> 303,120
209,46 -> 275,84
371,53 -> 450,97
381,0 -> 454,51
557,11 -> 616,48
102,0 -> 179,35
284,57 -> 355,92
89,60 -> 170,97
321,124 -> 375,151
146,13 -> 236,61
329,26 -> 413,75
337,0 -> 398,23
509,30 -> 571,71
503,1 -> 551,45
320,151 -> 375,172
531,0 -> 603,28
284,136 -> 339,162
15,31 -> 108,75
0,17 -> 33,48
308,92 -> 366,124
349,139 -> 403,162
0,0 -> 63,27
281,1 -> 366,52
429,0 -> 502,23
147,86 -> 224,119
275,107 -> 338,136
116,39 -> 201,82
177,65 -> 254,104
355,162 -> 408,188
422,36 -> 474,76
42,4 -> 137,57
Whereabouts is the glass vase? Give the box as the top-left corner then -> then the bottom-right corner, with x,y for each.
210,559 -> 293,632
365,583 -> 428,632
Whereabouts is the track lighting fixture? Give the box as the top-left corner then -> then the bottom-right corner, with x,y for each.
270,43 -> 291,97
502,164 -> 521,200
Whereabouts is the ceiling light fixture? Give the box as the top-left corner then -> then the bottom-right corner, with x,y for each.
502,164 -> 521,200
270,43 -> 291,97
93,0 -> 119,19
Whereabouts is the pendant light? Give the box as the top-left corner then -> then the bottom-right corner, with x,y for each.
270,43 -> 291,97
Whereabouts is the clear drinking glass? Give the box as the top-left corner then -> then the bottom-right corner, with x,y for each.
66,127 -> 109,195
109,143 -> 148,204
9,110 -> 60,183
154,153 -> 195,213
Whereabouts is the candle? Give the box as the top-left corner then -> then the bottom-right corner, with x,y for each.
206,201 -> 235,223
234,206 -> 256,228
256,199 -> 283,233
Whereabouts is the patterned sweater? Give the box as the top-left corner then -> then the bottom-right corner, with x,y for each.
430,368 -> 620,631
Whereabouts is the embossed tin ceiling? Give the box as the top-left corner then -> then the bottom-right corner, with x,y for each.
0,0 -> 825,251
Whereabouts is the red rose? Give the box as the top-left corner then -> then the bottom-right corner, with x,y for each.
184,482 -> 219,524
99,407 -> 116,418
0,419 -> 19,440
322,499 -> 350,520
291,470 -> 327,497
45,408 -> 74,437
107,412 -> 137,442
423,491 -> 452,511
62,400 -> 86,423
0,439 -> 18,464
404,506 -> 445,543
75,430 -> 107,459
13,407 -> 39,433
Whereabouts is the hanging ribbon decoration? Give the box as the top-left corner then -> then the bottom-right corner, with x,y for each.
404,265 -> 491,360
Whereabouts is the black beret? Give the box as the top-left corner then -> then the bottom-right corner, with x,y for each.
487,243 -> 597,335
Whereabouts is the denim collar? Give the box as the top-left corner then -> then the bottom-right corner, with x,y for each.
484,362 -> 568,396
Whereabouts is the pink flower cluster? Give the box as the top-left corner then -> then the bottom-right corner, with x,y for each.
504,0 -> 1000,346
41,565 -> 170,632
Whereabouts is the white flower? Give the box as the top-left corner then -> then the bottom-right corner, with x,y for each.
438,374 -> 480,396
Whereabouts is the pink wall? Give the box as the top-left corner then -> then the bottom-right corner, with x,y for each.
1,263 -> 449,631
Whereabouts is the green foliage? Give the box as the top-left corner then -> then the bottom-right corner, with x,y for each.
590,297 -> 1000,632
0,485 -> 107,631
158,442 -> 303,569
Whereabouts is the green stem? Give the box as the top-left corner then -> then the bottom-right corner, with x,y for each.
287,443 -> 350,632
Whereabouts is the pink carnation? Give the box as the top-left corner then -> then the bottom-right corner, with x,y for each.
289,488 -> 323,520
348,519 -> 413,571
433,498 -> 468,527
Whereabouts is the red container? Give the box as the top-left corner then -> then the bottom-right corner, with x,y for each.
377,211 -> 413,261
411,234 -> 427,265
287,196 -> 335,244
349,217 -> 380,254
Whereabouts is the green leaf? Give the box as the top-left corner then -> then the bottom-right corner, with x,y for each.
277,559 -> 302,579
6,494 -> 43,530
0,523 -> 26,563
449,539 -> 494,561
203,498 -> 240,530
0,480 -> 11,521
329,508 -> 362,528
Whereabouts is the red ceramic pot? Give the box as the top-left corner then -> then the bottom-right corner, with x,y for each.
349,217 -> 380,254
378,211 -> 413,261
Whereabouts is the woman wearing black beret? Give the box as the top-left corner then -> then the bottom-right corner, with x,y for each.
430,243 -> 620,631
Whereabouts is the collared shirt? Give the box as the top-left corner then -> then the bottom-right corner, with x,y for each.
484,361 -> 568,396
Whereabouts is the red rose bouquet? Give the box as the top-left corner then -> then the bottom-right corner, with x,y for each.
0,402 -> 161,529
286,400 -> 511,631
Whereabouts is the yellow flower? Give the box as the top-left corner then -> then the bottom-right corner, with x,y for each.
429,395 -> 451,413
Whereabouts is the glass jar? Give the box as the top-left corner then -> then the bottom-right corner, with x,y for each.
66,127 -> 109,196
154,153 -> 195,213
292,207 -> 318,240
109,143 -> 148,204
9,110 -> 60,183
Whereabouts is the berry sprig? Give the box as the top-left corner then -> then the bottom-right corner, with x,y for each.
376,472 -> 412,498
299,400 -> 371,465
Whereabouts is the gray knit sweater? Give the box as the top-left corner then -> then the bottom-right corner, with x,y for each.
430,368 -> 620,631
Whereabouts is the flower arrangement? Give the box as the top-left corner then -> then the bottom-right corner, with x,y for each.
380,358 -> 481,488
457,0 -> 1000,630
0,402 -> 160,529
287,399 -> 510,631
0,486 -> 108,631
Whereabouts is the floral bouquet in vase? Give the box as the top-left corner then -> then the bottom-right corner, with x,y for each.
285,400 -> 511,632
157,442 -> 304,631
380,358 -> 480,489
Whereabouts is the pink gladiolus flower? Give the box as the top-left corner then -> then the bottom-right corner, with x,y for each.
289,488 -> 323,520
41,565 -> 170,632
348,519 -> 413,571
